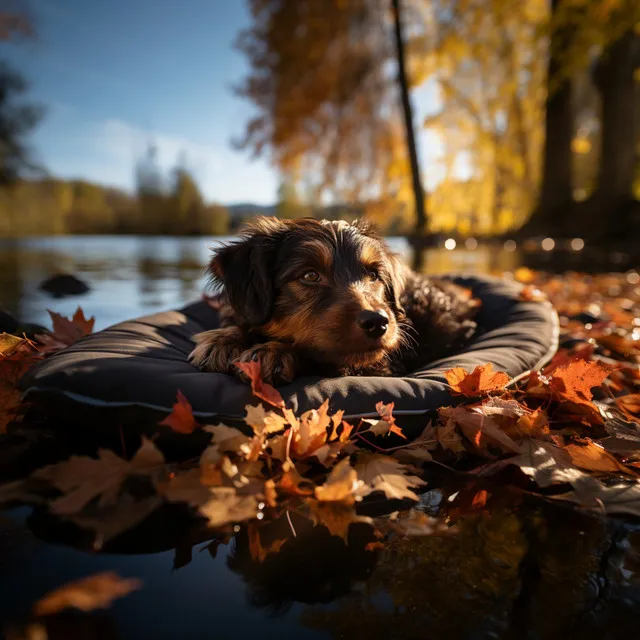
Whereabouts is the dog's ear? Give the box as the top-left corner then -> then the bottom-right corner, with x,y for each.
209,217 -> 287,326
383,253 -> 407,320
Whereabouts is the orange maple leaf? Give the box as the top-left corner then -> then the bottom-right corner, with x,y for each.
0,334 -> 40,433
159,390 -> 201,434
234,360 -> 285,408
548,360 -> 613,406
35,307 -> 95,353
445,363 -> 511,397
375,401 -> 406,439
471,489 -> 489,509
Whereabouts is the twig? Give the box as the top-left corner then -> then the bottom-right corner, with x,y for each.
285,510 -> 297,537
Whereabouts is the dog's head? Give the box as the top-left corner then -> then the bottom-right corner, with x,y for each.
209,217 -> 407,369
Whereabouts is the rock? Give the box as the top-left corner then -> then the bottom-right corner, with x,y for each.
0,309 -> 19,334
39,274 -> 90,298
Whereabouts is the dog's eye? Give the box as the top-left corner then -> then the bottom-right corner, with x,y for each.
301,270 -> 321,283
367,270 -> 379,281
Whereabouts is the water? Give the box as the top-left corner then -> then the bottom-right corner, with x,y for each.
4,235 -> 639,639
0,235 -> 521,330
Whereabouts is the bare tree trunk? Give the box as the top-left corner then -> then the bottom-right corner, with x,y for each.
587,30 -> 640,239
391,0 -> 429,270
519,0 -> 573,238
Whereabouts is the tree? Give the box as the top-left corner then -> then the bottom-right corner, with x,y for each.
170,165 -> 205,234
275,174 -> 310,219
135,143 -> 169,233
0,4 -> 43,186
235,0 -> 405,220
391,0 -> 428,251
522,0 -> 640,240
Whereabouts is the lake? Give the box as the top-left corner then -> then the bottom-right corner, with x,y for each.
2,235 -> 640,639
0,235 -> 522,330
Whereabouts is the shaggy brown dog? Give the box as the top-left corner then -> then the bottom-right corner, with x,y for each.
189,217 -> 479,384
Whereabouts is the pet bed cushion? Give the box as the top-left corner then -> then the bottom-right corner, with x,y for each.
20,275 -> 559,429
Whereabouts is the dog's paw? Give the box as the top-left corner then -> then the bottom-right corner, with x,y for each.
234,342 -> 297,386
188,327 -> 248,373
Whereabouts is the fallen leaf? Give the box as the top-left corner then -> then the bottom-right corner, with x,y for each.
392,423 -> 437,464
440,406 -> 521,455
158,468 -> 211,506
234,360 -> 285,408
355,453 -> 425,501
36,437 -> 165,515
0,333 -> 32,357
506,439 -> 582,488
244,404 -> 287,436
34,572 -> 141,616
617,394 -> 640,420
159,390 -> 200,434
548,360 -> 613,408
35,307 -> 95,352
437,420 -> 466,454
376,401 -> 406,439
564,438 -> 637,477
471,489 -> 489,509
445,363 -> 510,397
555,475 -> 640,518
292,401 -> 332,458
204,424 -> 250,453
198,487 -> 259,527
277,464 -> 314,496
314,458 -> 365,504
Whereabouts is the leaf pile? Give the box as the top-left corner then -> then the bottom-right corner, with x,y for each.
1,270 -> 640,552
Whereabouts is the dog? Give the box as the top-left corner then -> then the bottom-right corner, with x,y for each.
189,217 -> 479,384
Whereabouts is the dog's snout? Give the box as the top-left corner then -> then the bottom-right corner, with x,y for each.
356,309 -> 389,339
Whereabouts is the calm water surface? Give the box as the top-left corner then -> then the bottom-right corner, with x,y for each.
3,236 -> 639,639
0,235 -> 520,329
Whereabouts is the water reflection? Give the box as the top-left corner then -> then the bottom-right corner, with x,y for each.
0,236 -> 527,332
2,473 -> 640,639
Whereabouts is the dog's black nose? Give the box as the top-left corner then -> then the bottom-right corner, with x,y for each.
357,309 -> 389,339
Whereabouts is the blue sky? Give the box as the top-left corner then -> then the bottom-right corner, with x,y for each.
1,0 -> 447,205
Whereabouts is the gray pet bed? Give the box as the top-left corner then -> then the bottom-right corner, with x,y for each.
20,275 -> 559,432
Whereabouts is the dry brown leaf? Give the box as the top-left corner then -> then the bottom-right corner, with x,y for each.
292,400 -> 332,458
244,404 -> 287,436
355,453 -> 425,501
34,572 -> 141,616
445,363 -> 511,397
437,420 -> 466,454
36,437 -> 165,515
234,360 -> 285,408
564,438 -> 637,477
548,360 -> 613,408
159,390 -> 201,434
204,423 -> 251,453
198,487 -> 259,527
392,423 -> 438,464
314,458 -> 365,504
440,406 -> 521,455
617,394 -> 640,420
35,308 -> 95,353
506,439 -> 582,488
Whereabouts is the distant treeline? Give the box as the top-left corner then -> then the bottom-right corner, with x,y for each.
0,173 -> 233,237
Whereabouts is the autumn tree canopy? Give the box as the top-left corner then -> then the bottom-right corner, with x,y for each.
237,0 -> 640,239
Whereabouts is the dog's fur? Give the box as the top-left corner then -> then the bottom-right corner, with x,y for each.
189,217 -> 479,384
